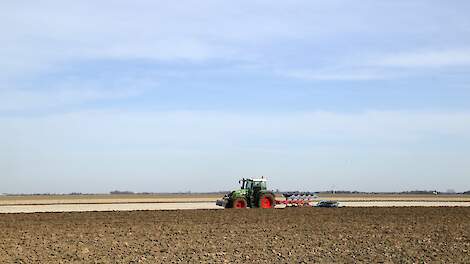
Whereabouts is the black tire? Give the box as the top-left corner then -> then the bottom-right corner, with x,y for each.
232,198 -> 247,209
258,193 -> 275,209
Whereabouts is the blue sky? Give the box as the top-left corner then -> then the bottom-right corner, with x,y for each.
1,1 -> 470,193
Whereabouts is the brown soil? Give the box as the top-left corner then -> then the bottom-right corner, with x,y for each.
1,208 -> 469,263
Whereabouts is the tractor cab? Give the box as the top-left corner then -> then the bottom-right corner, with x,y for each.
240,178 -> 267,201
240,178 -> 267,191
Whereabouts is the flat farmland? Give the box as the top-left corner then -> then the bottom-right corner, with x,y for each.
0,194 -> 222,206
1,208 -> 469,263
2,193 -> 470,205
315,194 -> 470,202
1,194 -> 470,213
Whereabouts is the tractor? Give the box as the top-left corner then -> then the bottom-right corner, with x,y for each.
216,177 -> 276,209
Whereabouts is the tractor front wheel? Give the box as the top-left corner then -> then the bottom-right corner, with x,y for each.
259,194 -> 275,209
232,198 -> 247,209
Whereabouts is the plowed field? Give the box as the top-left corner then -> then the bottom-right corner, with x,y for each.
1,208 -> 469,263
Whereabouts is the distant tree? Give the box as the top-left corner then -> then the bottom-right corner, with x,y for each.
400,190 -> 437,195
110,190 -> 135,195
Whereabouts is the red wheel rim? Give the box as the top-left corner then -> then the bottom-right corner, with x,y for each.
235,200 -> 245,208
261,197 -> 272,208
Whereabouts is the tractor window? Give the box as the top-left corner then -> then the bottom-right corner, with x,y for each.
259,181 -> 266,189
253,181 -> 266,190
245,181 -> 253,190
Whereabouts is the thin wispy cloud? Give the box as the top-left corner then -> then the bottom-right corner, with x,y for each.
0,86 -> 147,112
375,49 -> 470,68
278,68 -> 390,81
276,48 -> 470,82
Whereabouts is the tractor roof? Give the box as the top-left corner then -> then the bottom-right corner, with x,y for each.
250,178 -> 267,182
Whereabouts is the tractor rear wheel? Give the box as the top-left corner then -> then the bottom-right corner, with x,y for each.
259,194 -> 275,209
232,198 -> 247,209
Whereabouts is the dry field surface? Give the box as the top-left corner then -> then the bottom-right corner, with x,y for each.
0,202 -> 221,213
1,194 -> 470,213
0,194 -> 221,206
1,201 -> 470,214
317,194 -> 470,202
1,194 -> 469,206
1,208 -> 470,263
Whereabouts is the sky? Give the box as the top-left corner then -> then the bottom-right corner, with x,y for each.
1,1 -> 470,193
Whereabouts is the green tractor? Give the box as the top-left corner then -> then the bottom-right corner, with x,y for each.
216,178 -> 276,209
